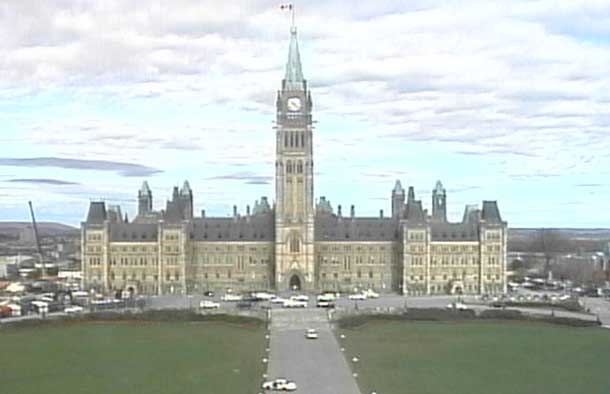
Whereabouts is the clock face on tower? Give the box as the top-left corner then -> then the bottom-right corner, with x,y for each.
287,97 -> 302,112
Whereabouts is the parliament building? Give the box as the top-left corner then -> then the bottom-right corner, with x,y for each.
82,26 -> 507,296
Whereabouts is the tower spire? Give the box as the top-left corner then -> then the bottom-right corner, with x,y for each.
282,5 -> 305,91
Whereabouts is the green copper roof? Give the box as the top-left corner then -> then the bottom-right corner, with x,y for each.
284,27 -> 305,90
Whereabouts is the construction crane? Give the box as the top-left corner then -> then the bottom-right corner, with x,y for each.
28,201 -> 45,279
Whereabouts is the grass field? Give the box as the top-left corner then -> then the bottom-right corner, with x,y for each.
340,320 -> 610,394
0,320 -> 266,394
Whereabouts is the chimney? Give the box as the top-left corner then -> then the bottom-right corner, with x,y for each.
246,205 -> 251,216
201,209 -> 205,218
380,209 -> 384,218
337,204 -> 342,218
233,205 -> 237,217
350,205 -> 355,218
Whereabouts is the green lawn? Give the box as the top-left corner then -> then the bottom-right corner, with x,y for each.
0,321 -> 266,394
340,320 -> 610,394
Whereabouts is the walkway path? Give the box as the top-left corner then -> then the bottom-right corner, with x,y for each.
267,308 -> 361,394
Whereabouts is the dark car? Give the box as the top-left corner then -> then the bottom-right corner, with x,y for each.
204,291 -> 215,297
236,301 -> 253,309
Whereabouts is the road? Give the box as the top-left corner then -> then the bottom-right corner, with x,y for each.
266,308 -> 361,394
145,292 -> 610,325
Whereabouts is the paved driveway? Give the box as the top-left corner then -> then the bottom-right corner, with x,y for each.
266,309 -> 361,394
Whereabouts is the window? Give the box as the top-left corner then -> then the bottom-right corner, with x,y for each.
369,271 -> 373,278
290,236 -> 300,253
287,161 -> 293,173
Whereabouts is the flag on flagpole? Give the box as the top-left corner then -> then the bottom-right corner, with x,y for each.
280,4 -> 295,28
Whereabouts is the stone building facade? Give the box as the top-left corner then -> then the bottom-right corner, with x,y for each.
82,26 -> 507,296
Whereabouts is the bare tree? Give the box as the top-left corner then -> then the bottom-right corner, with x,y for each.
529,229 -> 571,275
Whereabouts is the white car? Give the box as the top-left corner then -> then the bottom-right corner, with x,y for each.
348,293 -> 366,301
446,302 -> 469,311
64,306 -> 84,314
271,297 -> 288,304
221,294 -> 243,302
283,299 -> 307,308
199,300 -> 220,309
291,294 -> 309,302
317,293 -> 336,302
305,329 -> 318,339
262,378 -> 297,391
253,292 -> 276,301
363,289 -> 379,299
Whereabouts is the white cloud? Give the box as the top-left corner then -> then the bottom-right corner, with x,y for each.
1,0 -> 609,225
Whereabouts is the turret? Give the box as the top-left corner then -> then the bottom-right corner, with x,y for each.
407,186 -> 415,205
138,181 -> 153,216
179,180 -> 193,219
432,180 -> 447,222
391,180 -> 405,219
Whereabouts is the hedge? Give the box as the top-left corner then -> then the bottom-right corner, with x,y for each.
0,309 -> 264,329
337,308 -> 600,329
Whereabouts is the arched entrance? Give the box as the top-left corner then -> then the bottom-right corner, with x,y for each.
289,275 -> 301,291
449,280 -> 464,295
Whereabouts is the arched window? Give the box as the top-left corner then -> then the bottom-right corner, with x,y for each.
286,161 -> 292,173
290,236 -> 300,253
300,132 -> 304,147
290,132 -> 294,147
284,134 -> 288,147
297,161 -> 303,173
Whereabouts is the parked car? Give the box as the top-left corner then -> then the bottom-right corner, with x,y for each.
0,305 -> 11,318
283,299 -> 307,308
305,328 -> 318,339
271,297 -> 288,304
317,293 -> 336,302
64,305 -> 84,314
237,301 -> 253,309
291,294 -> 309,302
199,300 -> 220,309
253,292 -> 276,301
316,300 -> 335,308
262,378 -> 297,391
446,302 -> 469,311
203,291 -> 215,297
348,293 -> 366,301
363,289 -> 379,299
221,294 -> 243,302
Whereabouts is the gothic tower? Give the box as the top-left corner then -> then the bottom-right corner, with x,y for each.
138,181 -> 152,216
274,24 -> 315,291
432,180 -> 447,222
391,180 -> 405,218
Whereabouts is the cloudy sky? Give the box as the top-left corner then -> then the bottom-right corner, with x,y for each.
0,0 -> 609,227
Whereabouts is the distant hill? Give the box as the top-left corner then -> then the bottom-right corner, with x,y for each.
0,222 -> 78,239
509,228 -> 610,240
508,228 -> 610,253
